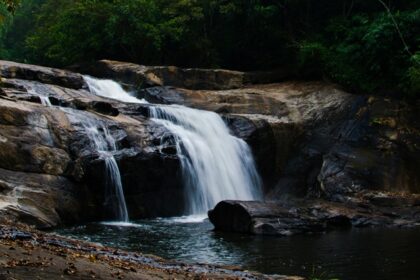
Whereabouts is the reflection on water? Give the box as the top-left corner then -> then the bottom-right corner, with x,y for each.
57,219 -> 420,280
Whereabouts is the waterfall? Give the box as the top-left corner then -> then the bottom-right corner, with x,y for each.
63,108 -> 129,222
150,106 -> 262,214
84,76 -> 262,216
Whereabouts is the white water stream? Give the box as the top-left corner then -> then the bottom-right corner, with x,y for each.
150,105 -> 262,215
84,75 -> 146,104
63,108 -> 129,222
84,76 -> 262,216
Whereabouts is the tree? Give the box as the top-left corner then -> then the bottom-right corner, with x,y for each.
1,0 -> 20,13
0,0 -> 418,97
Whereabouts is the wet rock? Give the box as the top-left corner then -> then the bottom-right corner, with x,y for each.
90,101 -> 119,116
142,86 -> 186,105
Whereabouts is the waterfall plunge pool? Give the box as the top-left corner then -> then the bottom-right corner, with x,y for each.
57,76 -> 419,279
56,218 -> 420,280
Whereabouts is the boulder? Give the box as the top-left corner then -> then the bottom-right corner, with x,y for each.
208,196 -> 420,236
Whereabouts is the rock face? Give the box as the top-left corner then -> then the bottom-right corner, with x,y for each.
0,60 -> 184,227
0,168 -> 80,228
138,83 -> 420,199
0,59 -> 419,233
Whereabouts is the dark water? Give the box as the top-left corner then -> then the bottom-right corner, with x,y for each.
57,217 -> 420,280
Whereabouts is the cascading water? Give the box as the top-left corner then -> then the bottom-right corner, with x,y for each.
27,84 -> 52,106
63,108 -> 129,222
38,95 -> 52,106
150,106 -> 262,215
83,76 -> 262,216
84,75 -> 146,104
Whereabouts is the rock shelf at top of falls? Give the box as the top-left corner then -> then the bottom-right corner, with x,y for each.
0,59 -> 419,236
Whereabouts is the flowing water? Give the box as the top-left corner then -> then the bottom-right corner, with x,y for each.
25,83 -> 52,106
63,108 -> 129,222
150,105 -> 262,214
38,95 -> 52,106
84,75 -> 147,104
84,76 -> 262,215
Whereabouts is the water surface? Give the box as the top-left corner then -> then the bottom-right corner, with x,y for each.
57,218 -> 420,280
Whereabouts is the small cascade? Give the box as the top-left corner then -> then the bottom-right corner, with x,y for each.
39,95 -> 52,106
84,75 -> 147,104
17,78 -> 129,221
27,88 -> 52,106
150,105 -> 262,215
63,108 -> 129,222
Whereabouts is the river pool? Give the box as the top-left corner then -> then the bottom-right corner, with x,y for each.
57,217 -> 420,280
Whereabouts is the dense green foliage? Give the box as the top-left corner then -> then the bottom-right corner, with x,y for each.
0,0 -> 20,13
0,0 -> 419,97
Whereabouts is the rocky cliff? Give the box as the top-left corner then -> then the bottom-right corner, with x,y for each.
0,60 -> 419,234
0,60 -> 185,227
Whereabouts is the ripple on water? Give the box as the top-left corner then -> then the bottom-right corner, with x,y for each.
57,219 -> 420,280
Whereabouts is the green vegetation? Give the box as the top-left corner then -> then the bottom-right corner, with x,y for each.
0,0 -> 20,13
0,0 -> 419,97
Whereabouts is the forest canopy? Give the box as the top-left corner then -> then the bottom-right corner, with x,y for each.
0,0 -> 419,97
